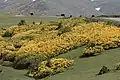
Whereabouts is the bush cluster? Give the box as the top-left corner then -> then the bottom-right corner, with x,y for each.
26,58 -> 73,79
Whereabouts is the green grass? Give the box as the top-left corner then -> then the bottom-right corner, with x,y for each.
0,14 -> 120,80
47,47 -> 120,80
1,47 -> 120,80
0,13 -> 56,27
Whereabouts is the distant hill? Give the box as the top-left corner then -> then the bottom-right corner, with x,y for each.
0,0 -> 120,16
3,0 -> 48,15
92,0 -> 120,15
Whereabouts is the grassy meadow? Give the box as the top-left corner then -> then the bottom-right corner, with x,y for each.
0,13 -> 56,27
0,15 -> 120,80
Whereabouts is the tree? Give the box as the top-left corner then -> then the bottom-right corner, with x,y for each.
79,15 -> 82,17
91,15 -> 95,17
30,12 -> 34,16
18,20 -> 26,26
61,14 -> 65,17
70,15 -> 72,18
32,21 -> 35,25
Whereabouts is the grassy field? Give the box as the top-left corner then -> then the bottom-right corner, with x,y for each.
1,47 -> 120,80
0,15 -> 120,80
50,48 -> 120,80
0,13 -> 56,27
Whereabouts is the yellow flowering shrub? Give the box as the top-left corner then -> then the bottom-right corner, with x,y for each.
3,25 -> 30,37
0,36 -> 4,41
11,30 -> 58,48
82,23 -> 120,56
16,31 -> 88,58
0,27 -> 6,36
27,58 -> 73,79
0,38 -> 15,60
83,46 -> 104,57
1,17 -> 120,71
12,21 -> 120,58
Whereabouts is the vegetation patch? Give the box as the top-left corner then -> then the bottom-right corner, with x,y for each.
98,15 -> 120,18
97,62 -> 120,76
18,20 -> 27,26
0,36 -> 15,60
26,58 -> 73,79
1,17 -> 120,79
0,27 -> 6,36
97,66 -> 110,75
82,46 -> 104,57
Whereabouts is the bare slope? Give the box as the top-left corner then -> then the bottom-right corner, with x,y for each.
0,0 -> 101,16
1,0 -> 120,16
92,0 -> 120,15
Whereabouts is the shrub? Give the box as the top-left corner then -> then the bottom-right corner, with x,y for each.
0,37 -> 15,60
11,30 -> 58,48
102,41 -> 118,50
0,41 -> 15,51
55,21 -> 63,30
84,17 -> 103,23
104,20 -> 113,25
32,21 -> 36,25
2,52 -> 16,62
91,15 -> 95,17
0,28 -> 6,36
39,20 -> 43,25
97,66 -> 110,75
18,20 -> 26,26
61,14 -> 65,17
0,48 -> 15,60
115,62 -> 120,70
13,53 -> 49,69
13,56 -> 31,69
70,15 -> 72,18
3,30 -> 13,37
0,36 -> 4,41
57,26 -> 71,36
26,58 -> 73,79
3,25 -> 33,37
82,46 -> 104,57
30,13 -> 34,16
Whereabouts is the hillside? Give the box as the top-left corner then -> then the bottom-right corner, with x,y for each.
0,0 -> 101,16
92,0 -> 120,15
1,0 -> 120,16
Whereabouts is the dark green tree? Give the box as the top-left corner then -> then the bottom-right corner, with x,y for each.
18,20 -> 26,26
